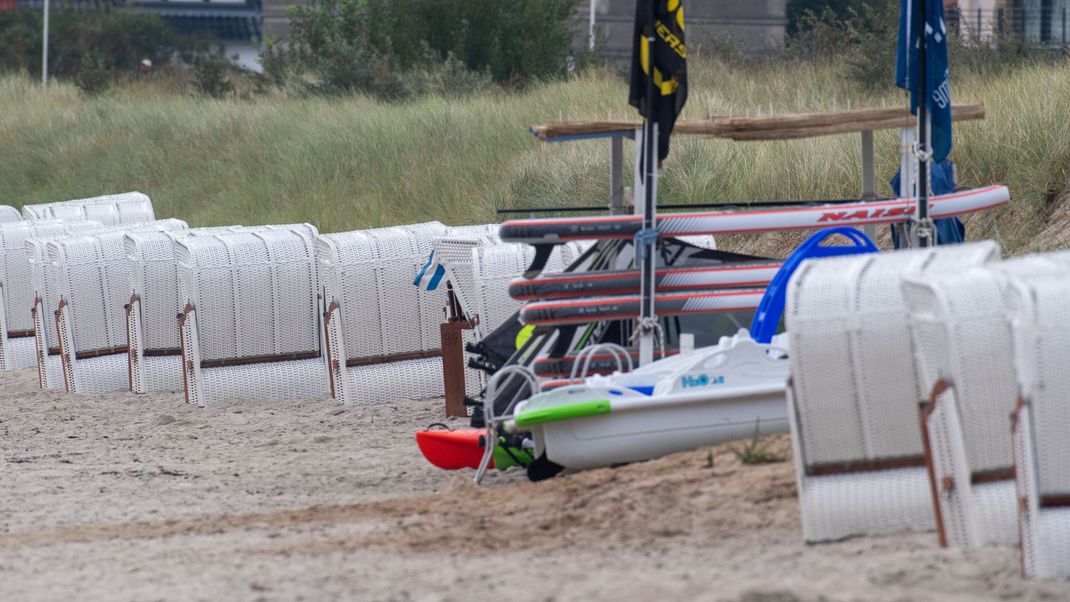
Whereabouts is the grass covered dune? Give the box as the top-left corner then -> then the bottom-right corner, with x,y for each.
1,60 -> 1068,252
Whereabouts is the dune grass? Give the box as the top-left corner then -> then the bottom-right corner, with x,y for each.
1,59 -> 1068,252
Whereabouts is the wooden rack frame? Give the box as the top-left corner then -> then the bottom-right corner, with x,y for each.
528,104 -> 986,219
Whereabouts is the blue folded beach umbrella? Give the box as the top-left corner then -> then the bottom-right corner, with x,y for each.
896,0 -> 952,163
896,0 -> 955,246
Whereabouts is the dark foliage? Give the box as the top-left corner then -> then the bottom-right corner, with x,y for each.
271,0 -> 579,99
0,8 -> 179,86
193,46 -> 236,99
787,0 -> 1061,90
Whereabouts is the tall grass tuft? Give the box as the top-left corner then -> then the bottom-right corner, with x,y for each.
1,58 -> 1067,253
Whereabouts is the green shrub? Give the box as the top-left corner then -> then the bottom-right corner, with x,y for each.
787,0 -> 898,90
0,11 -> 40,75
704,36 -> 746,68
786,0 -> 866,36
404,53 -> 496,98
193,47 -> 236,99
275,0 -> 579,98
73,51 -> 114,95
731,421 -> 785,465
258,36 -> 296,91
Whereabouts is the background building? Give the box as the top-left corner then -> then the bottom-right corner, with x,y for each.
578,0 -> 788,59
13,0 -> 262,69
9,0 -> 1062,72
260,0 -> 789,59
948,0 -> 1070,44
261,0 -> 291,40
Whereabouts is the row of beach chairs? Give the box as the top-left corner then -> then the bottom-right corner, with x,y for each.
1,193 -> 573,406
11,193 -> 1063,577
786,240 -> 1070,578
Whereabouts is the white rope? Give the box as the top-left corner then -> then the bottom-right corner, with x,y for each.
913,142 -> 933,163
629,316 -> 666,359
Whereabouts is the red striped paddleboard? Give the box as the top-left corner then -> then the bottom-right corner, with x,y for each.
509,262 -> 781,301
532,349 -> 679,378
519,288 -> 765,327
499,186 -> 1009,245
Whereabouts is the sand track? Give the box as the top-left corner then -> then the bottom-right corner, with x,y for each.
1,367 -> 1068,601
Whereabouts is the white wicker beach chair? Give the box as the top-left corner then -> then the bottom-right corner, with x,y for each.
0,220 -> 102,371
319,222 -> 454,404
0,206 -> 20,223
901,252 -> 1070,549
429,234 -> 497,330
22,192 -> 155,225
427,234 -> 590,396
177,224 -> 325,405
424,234 -> 498,399
445,224 -> 500,238
47,220 -> 189,393
785,241 -> 999,543
124,226 -> 244,393
1007,271 -> 1070,579
433,234 -> 710,336
28,240 -> 64,389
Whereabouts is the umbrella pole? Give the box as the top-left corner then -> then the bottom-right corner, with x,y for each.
914,0 -> 934,248
638,3 -> 659,367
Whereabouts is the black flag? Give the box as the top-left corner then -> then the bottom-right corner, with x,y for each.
628,0 -> 688,162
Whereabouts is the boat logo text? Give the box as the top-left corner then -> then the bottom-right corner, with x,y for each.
818,206 -> 914,223
681,374 -> 724,388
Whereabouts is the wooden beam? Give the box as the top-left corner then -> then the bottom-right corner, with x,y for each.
530,104 -> 986,142
709,105 -> 985,140
530,120 -> 636,141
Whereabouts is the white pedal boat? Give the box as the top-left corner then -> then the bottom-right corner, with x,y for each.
505,330 -> 791,471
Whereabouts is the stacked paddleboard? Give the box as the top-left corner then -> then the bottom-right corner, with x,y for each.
502,185 -> 1008,329
416,186 -> 1011,478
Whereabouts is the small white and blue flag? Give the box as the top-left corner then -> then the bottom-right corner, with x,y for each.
413,250 -> 446,291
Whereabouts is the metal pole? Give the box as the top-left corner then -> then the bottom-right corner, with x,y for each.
638,2 -> 658,367
609,136 -> 625,214
860,130 -> 876,240
896,127 -> 916,245
589,0 -> 597,51
41,0 -> 49,87
916,0 -> 933,248
900,127 -> 916,200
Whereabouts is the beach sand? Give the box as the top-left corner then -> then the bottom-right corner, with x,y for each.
1,367 -> 1067,601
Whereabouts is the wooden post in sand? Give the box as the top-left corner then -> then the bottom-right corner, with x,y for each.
441,284 -> 475,418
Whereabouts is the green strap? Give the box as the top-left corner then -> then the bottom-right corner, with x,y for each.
513,399 -> 612,428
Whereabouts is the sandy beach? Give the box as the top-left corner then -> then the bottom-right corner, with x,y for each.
1,366 -> 1067,601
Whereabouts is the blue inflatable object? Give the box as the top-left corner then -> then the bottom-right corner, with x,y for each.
749,227 -> 878,344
